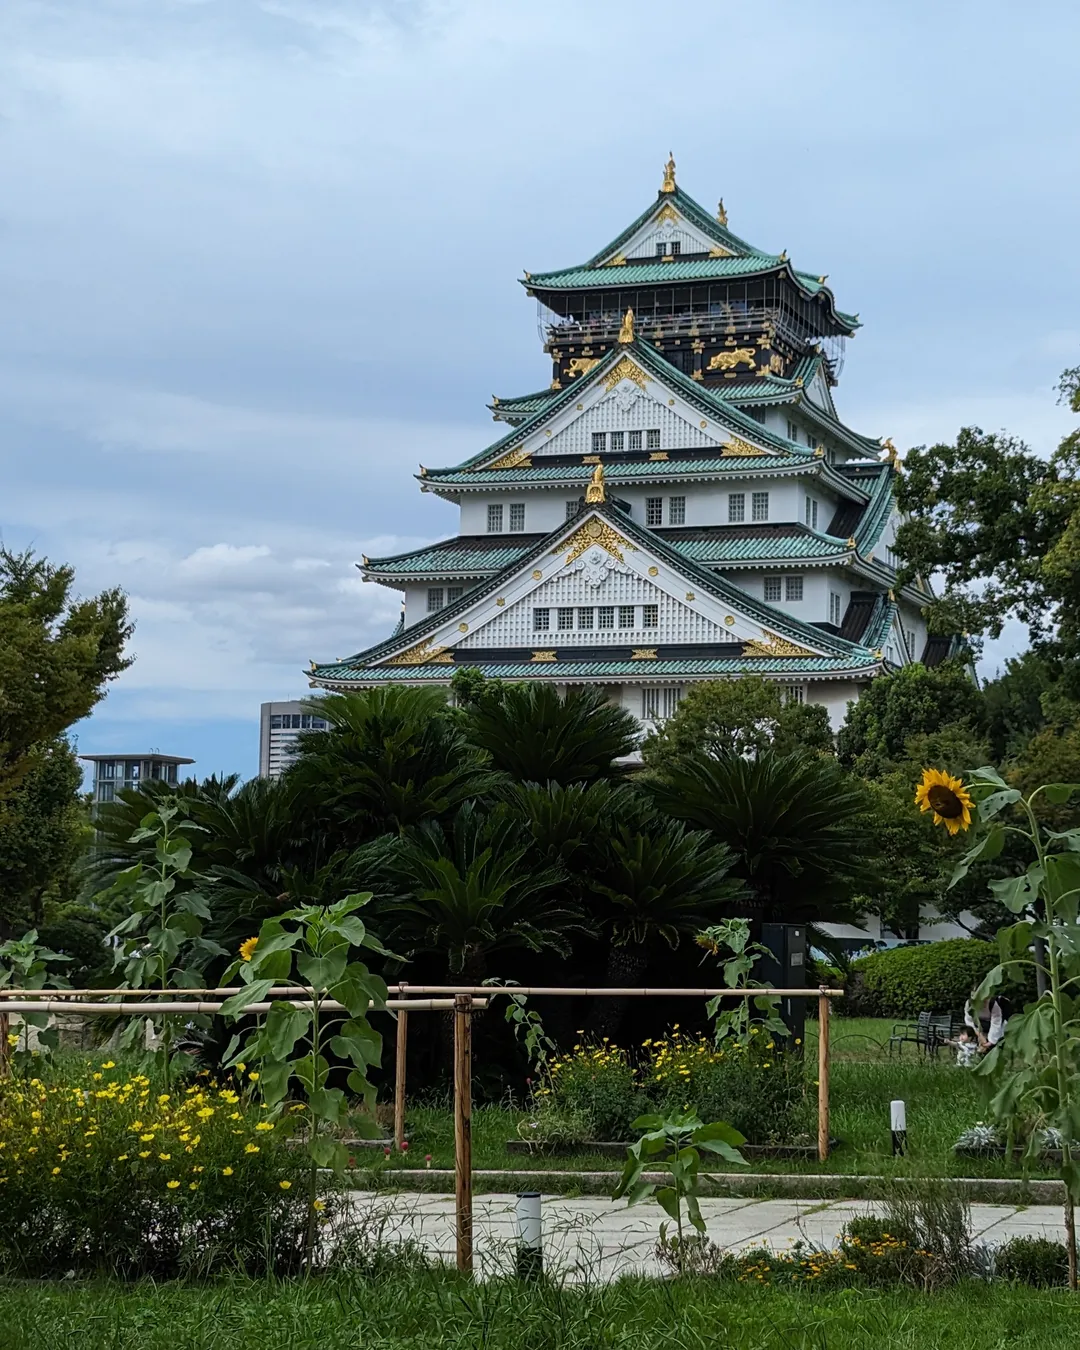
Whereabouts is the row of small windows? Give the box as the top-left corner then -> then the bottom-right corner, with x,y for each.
487,503 -> 527,533
728,491 -> 770,523
646,495 -> 685,526
654,240 -> 682,257
764,575 -> 804,603
269,713 -> 328,731
533,604 -> 659,632
428,586 -> 464,612
641,687 -> 683,720
592,429 -> 661,454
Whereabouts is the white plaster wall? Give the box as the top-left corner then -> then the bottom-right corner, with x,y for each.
719,565 -> 854,627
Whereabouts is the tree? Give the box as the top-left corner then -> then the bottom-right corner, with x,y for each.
459,680 -> 640,785
0,548 -> 132,803
642,676 -> 834,768
836,662 -> 986,778
894,369 -> 1080,694
649,751 -> 872,924
0,737 -> 88,937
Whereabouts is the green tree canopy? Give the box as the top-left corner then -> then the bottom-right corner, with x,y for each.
0,547 -> 132,803
836,662 -> 985,778
641,675 -> 834,769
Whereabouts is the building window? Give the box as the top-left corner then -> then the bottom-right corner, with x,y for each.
99,760 -> 117,779
642,604 -> 659,628
646,429 -> 661,450
782,684 -> 806,705
804,495 -> 812,527
655,242 -> 666,258
427,588 -> 445,612
447,586 -> 463,604
787,419 -> 799,442
487,504 -> 503,533
628,430 -> 642,451
662,687 -> 682,717
126,761 -> 141,780
566,499 -> 581,520
764,576 -> 782,602
99,782 -> 115,803
785,575 -> 803,601
670,240 -> 681,256
557,607 -> 575,630
811,499 -> 818,529
578,607 -> 594,630
609,431 -> 624,452
830,592 -> 843,626
598,606 -> 615,629
728,493 -> 745,523
533,608 -> 550,631
619,605 -> 635,628
509,503 -> 526,532
646,497 -> 663,526
668,496 -> 686,525
592,432 -> 606,453
751,491 -> 769,522
642,687 -> 681,721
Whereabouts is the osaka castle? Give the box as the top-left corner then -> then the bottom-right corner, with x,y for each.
310,156 -> 950,729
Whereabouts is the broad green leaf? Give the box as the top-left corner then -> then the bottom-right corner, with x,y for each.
218,978 -> 275,1017
686,1191 -> 706,1234
655,1187 -> 680,1224
264,1003 -> 311,1060
175,890 -> 211,920
1044,854 -> 1080,922
949,822 -> 1004,888
1046,828 -> 1080,851
989,872 -> 1040,914
631,1114 -> 664,1130
297,950 -> 347,991
969,766 -> 1010,789
329,1019 -> 382,1069
325,916 -> 369,947
257,1060 -> 292,1106
978,788 -> 1022,819
693,1121 -> 747,1148
330,891 -> 374,916
1043,784 -> 1080,805
308,1134 -> 343,1169
309,1086 -> 348,1124
293,1052 -> 329,1094
971,963 -> 1006,1007
696,1138 -> 749,1165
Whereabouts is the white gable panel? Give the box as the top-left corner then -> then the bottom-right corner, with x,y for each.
804,368 -> 835,414
532,389 -> 720,457
610,209 -> 720,261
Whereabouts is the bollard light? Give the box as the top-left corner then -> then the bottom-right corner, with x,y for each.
890,1099 -> 907,1156
516,1191 -> 542,1280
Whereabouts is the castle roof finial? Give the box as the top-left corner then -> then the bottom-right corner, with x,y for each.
618,307 -> 635,344
717,197 -> 728,226
660,152 -> 676,194
585,462 -> 606,504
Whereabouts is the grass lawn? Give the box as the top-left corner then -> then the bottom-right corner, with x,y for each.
366,1018 -> 1058,1183
3,1273 -> 1078,1349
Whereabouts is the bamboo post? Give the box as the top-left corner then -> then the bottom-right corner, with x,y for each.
394,983 -> 409,1151
0,1011 -> 9,1078
817,987 -> 831,1162
454,992 -> 473,1274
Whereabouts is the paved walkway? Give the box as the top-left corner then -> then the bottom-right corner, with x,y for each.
348,1192 -> 1068,1281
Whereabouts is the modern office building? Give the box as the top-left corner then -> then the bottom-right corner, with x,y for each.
258,701 -> 329,779
309,158 -> 957,728
79,753 -> 195,805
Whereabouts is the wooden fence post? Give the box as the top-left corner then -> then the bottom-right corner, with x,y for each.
817,989 -> 831,1162
394,983 -> 408,1151
454,992 -> 473,1274
0,1011 -> 9,1078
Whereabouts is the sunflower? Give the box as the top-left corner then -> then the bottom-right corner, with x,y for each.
238,936 -> 259,962
915,768 -> 974,834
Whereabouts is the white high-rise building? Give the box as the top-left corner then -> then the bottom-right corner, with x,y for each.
258,702 -> 328,779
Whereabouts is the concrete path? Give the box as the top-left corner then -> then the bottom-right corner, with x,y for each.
347,1192 -> 1068,1281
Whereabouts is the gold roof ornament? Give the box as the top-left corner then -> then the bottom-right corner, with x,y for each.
585,462 -> 606,504
660,152 -> 677,193
717,198 -> 728,226
881,437 -> 900,468
617,307 -> 635,344
778,249 -> 788,262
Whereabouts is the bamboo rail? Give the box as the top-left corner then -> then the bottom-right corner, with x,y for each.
0,985 -> 844,999
0,998 -> 486,1016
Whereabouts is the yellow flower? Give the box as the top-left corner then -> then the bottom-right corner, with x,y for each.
239,936 -> 259,962
101,1061 -> 115,1069
139,1151 -> 151,1159
313,1199 -> 326,1212
245,1143 -> 260,1154
167,1180 -> 180,1189
189,1182 -> 199,1190
915,768 -> 974,835
279,1180 -> 292,1190
52,1167 -> 61,1175
223,1167 -> 234,1176
255,1121 -> 274,1132
158,1153 -> 171,1161
248,1072 -> 260,1082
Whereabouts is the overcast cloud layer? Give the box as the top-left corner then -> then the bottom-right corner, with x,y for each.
1,0 -> 1077,779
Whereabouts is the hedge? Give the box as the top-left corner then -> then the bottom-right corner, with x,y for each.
845,938 -> 1034,1019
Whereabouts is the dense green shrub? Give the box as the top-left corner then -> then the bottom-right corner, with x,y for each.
995,1235 -> 1069,1287
847,939 -> 1033,1018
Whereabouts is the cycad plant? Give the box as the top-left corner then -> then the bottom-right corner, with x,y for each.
461,683 -> 640,785
648,751 -> 871,923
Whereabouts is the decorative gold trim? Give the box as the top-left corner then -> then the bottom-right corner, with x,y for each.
496,598 -> 505,607
550,379 -> 562,390
691,370 -> 704,381
568,357 -> 600,378
418,465 -> 428,477
668,398 -> 675,406
531,650 -> 557,662
649,451 -> 669,461
717,198 -> 728,226
707,347 -> 756,371
660,151 -> 676,193
458,623 -> 468,633
708,245 -> 733,258
532,570 -> 543,580
582,455 -> 601,464
685,592 -> 695,601
491,395 -> 500,405
361,554 -> 369,565
814,446 -> 825,458
385,639 -> 453,667
655,202 -> 679,225
648,566 -> 659,577
617,308 -> 635,344
631,649 -> 658,660
602,357 -> 649,392
556,517 -> 636,566
881,437 -> 900,467
721,436 -> 769,457
724,615 -> 735,626
486,446 -> 533,471
743,630 -> 817,658
699,420 -> 708,429
846,537 -> 857,549
585,463 -> 606,504
603,253 -> 627,267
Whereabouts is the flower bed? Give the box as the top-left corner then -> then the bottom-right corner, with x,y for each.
0,1062 -> 324,1277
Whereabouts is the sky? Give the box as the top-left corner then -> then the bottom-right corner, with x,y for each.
1,0 -> 1077,783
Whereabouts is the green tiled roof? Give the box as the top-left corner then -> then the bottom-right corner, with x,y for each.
488,388 -> 558,420
314,654 -> 880,684
424,455 -> 806,487
366,538 -> 538,576
529,255 -> 784,289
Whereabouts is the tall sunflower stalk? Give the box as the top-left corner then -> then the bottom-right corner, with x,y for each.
920,766 -> 1080,1289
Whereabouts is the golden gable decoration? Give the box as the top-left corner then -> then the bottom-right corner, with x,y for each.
485,446 -> 533,471
385,639 -> 454,667
602,357 -> 649,392
742,631 -> 817,658
721,436 -> 771,458
631,649 -> 658,660
655,202 -> 679,225
556,516 -> 636,566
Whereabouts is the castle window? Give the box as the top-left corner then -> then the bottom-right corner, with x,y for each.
663,687 -> 682,717
668,496 -> 686,525
782,684 -> 806,705
785,575 -> 803,601
752,491 -> 770,522
509,503 -> 526,532
598,606 -> 615,629
578,607 -> 594,630
628,430 -> 642,451
447,586 -> 463,604
592,432 -> 606,453
764,576 -> 781,602
646,497 -> 663,527
427,588 -> 445,612
609,431 -> 624,452
670,240 -> 681,256
533,608 -> 550,631
642,688 -> 661,719
619,605 -> 635,628
642,604 -> 659,628
830,592 -> 843,626
566,499 -> 580,520
646,429 -> 661,450
487,504 -> 503,533
728,493 -> 745,523
787,420 -> 800,443
557,607 -> 575,631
